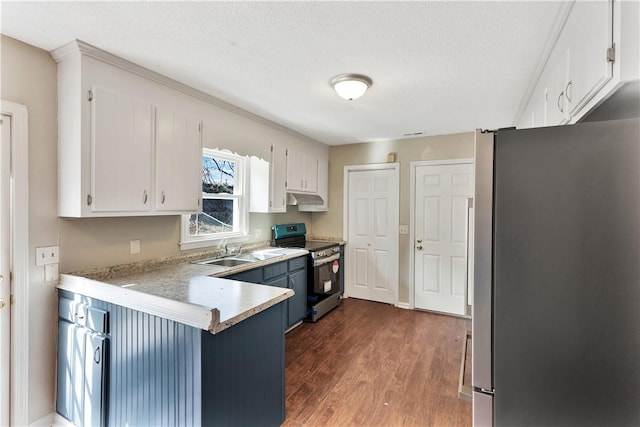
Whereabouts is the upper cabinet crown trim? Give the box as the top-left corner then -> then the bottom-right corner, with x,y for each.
50,39 -> 326,148
512,1 -> 575,126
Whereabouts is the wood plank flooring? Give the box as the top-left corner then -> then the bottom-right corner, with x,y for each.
283,298 -> 472,427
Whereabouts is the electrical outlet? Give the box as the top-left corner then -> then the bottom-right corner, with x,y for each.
255,228 -> 263,239
36,246 -> 59,266
45,263 -> 59,282
399,225 -> 409,235
130,240 -> 141,255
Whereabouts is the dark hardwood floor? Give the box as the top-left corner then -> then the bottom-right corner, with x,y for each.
283,298 -> 472,427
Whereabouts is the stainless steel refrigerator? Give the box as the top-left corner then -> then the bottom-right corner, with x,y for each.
471,118 -> 640,426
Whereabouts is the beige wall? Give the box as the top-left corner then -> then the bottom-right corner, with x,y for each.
311,132 -> 474,304
1,35 -> 59,423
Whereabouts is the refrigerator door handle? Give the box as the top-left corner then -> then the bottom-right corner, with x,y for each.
472,129 -> 494,392
465,197 -> 474,313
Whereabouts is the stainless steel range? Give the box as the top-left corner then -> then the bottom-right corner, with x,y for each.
271,223 -> 342,322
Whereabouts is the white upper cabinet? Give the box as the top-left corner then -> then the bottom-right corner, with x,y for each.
286,148 -> 318,193
53,41 -> 202,217
249,143 -> 287,213
90,86 -> 154,213
154,108 -> 202,212
515,0 -> 638,129
298,155 -> 329,212
564,1 -> 613,117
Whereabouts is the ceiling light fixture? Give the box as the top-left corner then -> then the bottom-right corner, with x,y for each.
331,74 -> 372,100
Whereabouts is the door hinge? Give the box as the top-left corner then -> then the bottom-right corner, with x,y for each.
88,90 -> 93,101
607,44 -> 616,63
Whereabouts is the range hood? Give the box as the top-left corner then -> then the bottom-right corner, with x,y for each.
286,192 -> 324,206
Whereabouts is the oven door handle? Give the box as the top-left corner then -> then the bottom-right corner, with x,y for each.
311,253 -> 341,267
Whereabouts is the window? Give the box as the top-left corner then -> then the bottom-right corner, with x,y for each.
180,148 -> 248,249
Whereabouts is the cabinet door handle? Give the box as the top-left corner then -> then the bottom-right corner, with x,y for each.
565,80 -> 573,103
143,190 -> 148,204
557,91 -> 565,113
161,191 -> 166,204
94,346 -> 101,364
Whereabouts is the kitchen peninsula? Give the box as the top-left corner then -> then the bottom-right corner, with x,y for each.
56,248 -> 307,427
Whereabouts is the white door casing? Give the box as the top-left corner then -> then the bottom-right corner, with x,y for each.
1,101 -> 30,427
344,164 -> 399,305
412,160 -> 474,316
0,115 -> 11,426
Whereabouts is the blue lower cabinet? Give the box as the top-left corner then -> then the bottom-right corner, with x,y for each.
56,298 -> 109,427
228,255 -> 308,330
57,291 -> 286,427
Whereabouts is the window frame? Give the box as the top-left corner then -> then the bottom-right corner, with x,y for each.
180,148 -> 249,250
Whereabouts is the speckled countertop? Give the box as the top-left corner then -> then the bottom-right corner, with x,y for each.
57,247 -> 308,334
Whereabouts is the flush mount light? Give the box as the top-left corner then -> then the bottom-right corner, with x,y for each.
331,74 -> 373,100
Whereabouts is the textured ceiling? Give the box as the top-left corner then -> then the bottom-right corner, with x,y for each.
1,1 -> 564,145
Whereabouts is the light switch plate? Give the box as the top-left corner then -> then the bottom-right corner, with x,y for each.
36,246 -> 59,266
399,225 -> 409,235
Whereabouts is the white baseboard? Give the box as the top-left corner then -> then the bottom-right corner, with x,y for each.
396,302 -> 411,310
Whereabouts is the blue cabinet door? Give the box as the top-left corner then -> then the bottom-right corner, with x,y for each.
84,333 -> 109,427
288,269 -> 307,326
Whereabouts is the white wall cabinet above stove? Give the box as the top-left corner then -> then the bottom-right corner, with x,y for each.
298,156 -> 328,212
286,148 -> 318,194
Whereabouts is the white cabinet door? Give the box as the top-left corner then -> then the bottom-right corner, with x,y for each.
270,143 -> 287,212
155,107 -> 202,212
286,148 -> 304,192
299,156 -> 328,212
91,86 -> 153,213
249,143 -> 287,213
303,153 -> 318,193
565,1 -> 613,117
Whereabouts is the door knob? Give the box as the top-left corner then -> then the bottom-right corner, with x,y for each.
416,245 -> 423,250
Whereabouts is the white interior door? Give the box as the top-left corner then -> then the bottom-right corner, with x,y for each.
414,162 -> 473,315
0,114 -> 11,425
347,167 -> 398,305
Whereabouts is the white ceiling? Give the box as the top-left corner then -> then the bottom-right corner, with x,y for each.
1,1 -> 564,146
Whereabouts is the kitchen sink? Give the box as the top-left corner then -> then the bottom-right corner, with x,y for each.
234,252 -> 280,262
196,258 -> 253,267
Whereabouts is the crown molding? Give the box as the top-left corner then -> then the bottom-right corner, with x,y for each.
50,39 -> 326,147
